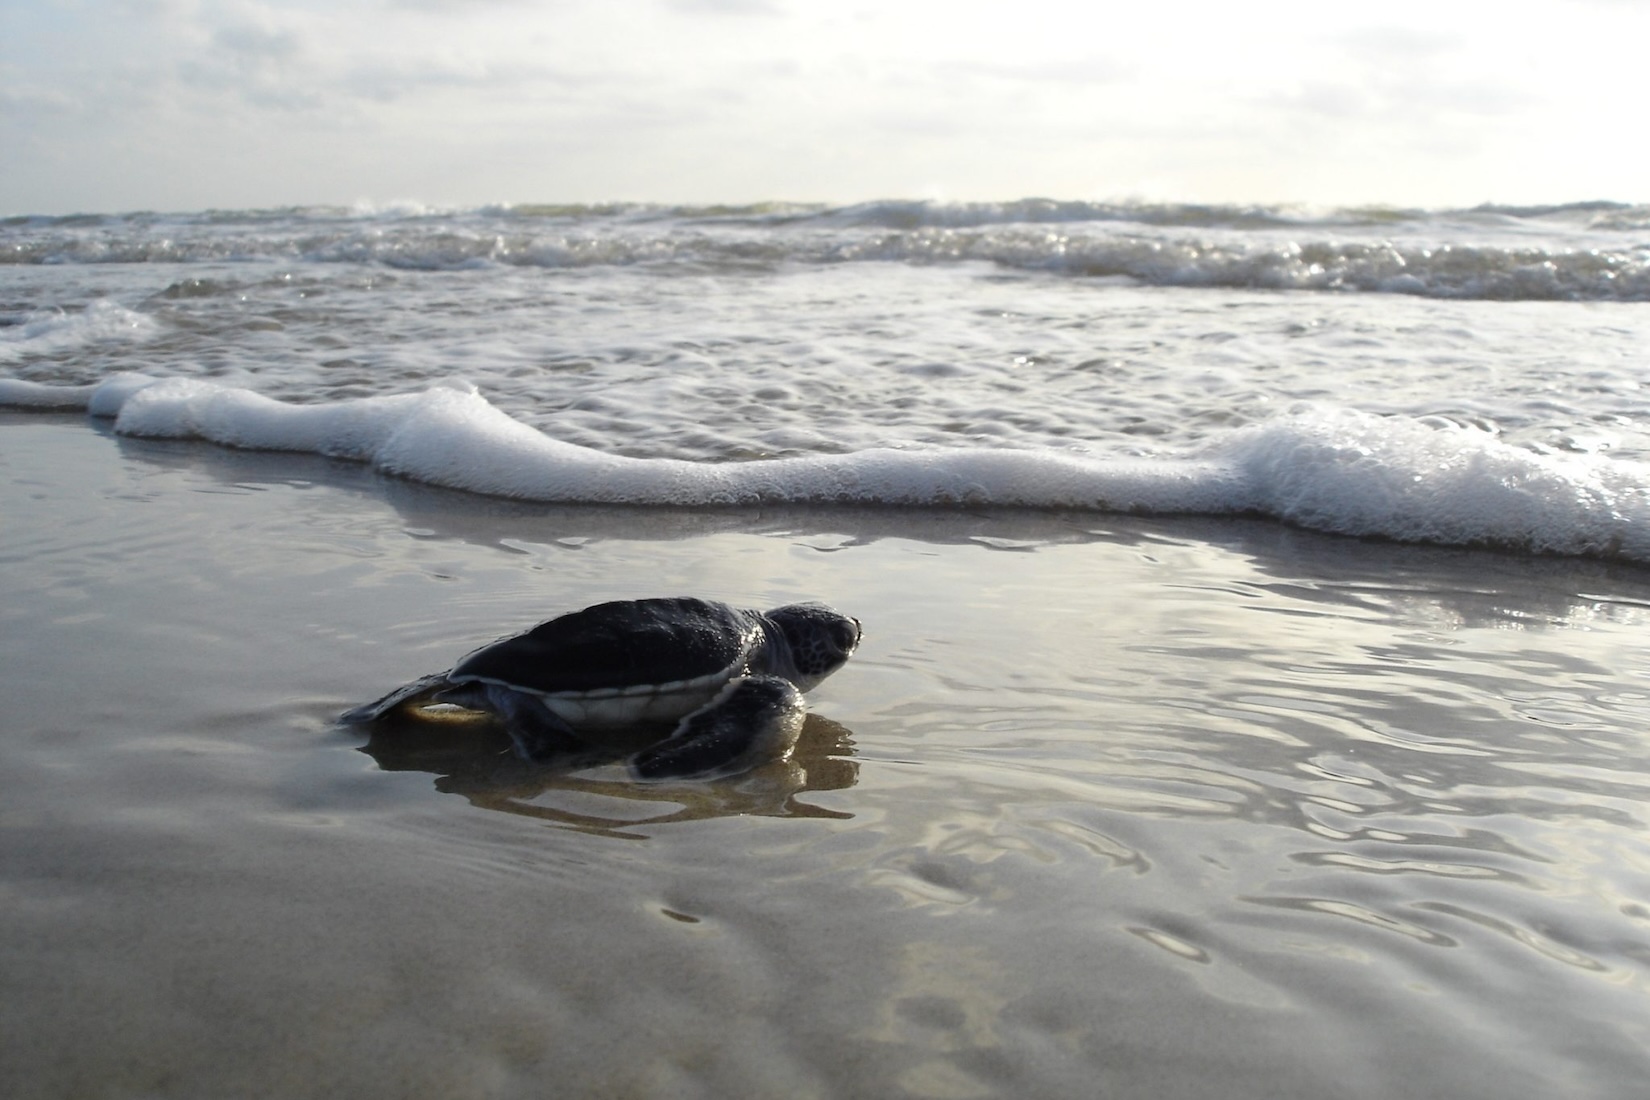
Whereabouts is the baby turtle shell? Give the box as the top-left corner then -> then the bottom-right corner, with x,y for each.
449,597 -> 760,727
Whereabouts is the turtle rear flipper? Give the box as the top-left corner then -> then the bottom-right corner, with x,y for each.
630,676 -> 806,781
466,685 -> 590,762
338,672 -> 455,725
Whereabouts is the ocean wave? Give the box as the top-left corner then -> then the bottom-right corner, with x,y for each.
0,301 -> 159,363
4,201 -> 1644,301
826,230 -> 1650,300
782,198 -> 1650,233
8,198 -> 1645,232
5,376 -> 1648,562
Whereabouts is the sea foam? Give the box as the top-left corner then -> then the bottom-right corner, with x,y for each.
5,375 -> 1648,562
0,301 -> 158,362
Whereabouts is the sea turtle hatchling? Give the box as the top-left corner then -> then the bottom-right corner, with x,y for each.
340,597 -> 862,779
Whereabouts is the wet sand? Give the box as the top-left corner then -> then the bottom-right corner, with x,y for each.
4,414 -> 1650,1099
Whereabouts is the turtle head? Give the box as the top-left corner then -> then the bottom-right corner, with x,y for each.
763,603 -> 861,691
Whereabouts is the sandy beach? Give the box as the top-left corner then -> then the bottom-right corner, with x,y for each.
5,412 -> 1650,1099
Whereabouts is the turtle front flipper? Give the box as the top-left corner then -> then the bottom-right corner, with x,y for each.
339,672 -> 455,725
629,675 -> 806,781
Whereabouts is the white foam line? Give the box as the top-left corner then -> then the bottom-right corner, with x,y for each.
6,374 -> 1650,562
0,375 -> 1209,512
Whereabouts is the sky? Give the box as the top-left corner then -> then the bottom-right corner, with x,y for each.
2,0 -> 1647,215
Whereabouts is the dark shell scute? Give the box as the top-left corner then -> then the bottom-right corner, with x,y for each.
450,597 -> 757,695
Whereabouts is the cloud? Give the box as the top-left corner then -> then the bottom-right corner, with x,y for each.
3,0 -> 1648,213
1256,23 -> 1530,134
212,22 -> 304,66
384,0 -> 541,10
935,56 -> 1134,89
0,72 -> 82,119
177,17 -> 321,109
1335,25 -> 1462,62
663,0 -> 784,13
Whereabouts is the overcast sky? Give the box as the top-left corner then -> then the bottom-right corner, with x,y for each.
3,0 -> 1647,215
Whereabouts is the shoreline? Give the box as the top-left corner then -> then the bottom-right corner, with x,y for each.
11,379 -> 1650,569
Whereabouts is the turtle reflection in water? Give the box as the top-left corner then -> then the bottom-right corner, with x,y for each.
341,597 -> 862,780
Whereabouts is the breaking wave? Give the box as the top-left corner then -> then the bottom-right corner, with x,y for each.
4,200 -> 1646,301
6,374 -> 1650,562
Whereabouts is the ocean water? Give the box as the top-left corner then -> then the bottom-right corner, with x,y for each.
4,200 -> 1650,555
4,201 -> 1650,1098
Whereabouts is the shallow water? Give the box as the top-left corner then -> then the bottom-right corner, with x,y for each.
7,258 -> 1650,463
4,417 -> 1649,1098
6,203 -> 1650,463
